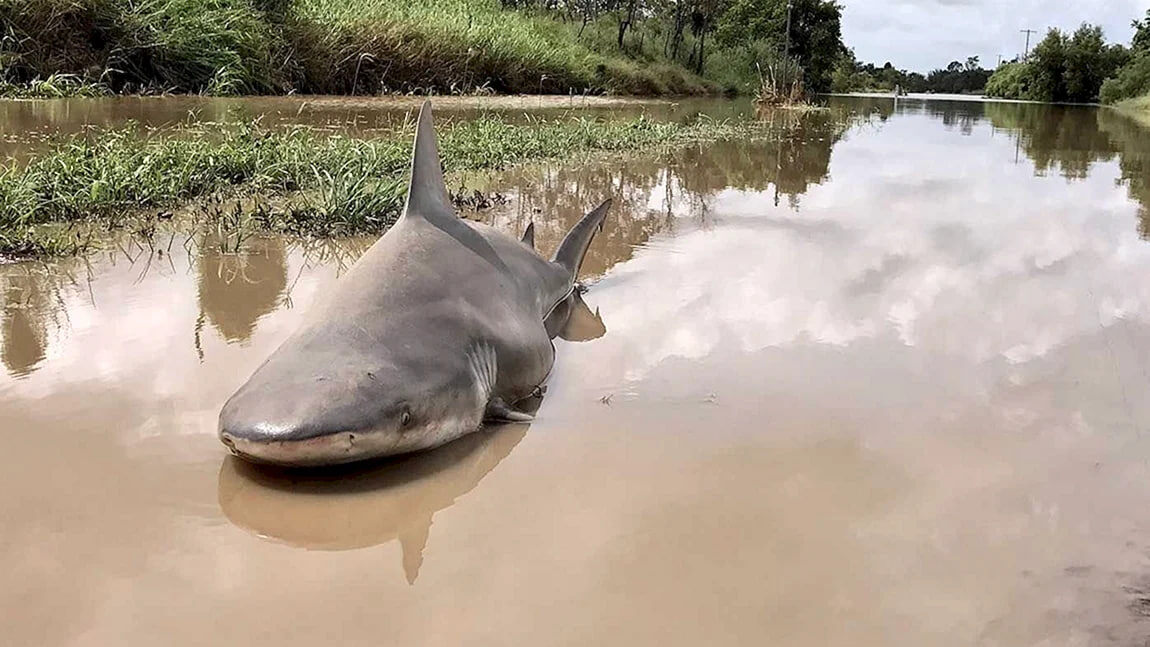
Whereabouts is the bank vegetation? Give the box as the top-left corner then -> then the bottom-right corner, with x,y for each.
0,113 -> 770,257
985,12 -> 1150,106
0,0 -> 848,98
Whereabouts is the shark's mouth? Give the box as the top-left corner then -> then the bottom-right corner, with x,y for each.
220,413 -> 483,467
221,430 -> 377,467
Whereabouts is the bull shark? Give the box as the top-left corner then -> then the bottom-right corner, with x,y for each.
218,100 -> 610,466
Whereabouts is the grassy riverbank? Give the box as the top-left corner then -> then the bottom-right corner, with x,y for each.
1114,94 -> 1150,128
0,114 -> 767,257
0,0 -> 717,97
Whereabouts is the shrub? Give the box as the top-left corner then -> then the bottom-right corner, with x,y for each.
985,62 -> 1035,100
1100,55 -> 1150,104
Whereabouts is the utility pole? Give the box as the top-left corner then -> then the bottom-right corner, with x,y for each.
784,0 -> 793,59
1020,28 -> 1037,60
997,54 -> 1004,67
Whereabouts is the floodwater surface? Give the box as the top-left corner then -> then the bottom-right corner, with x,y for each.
0,93 -> 744,161
4,96 -> 1150,646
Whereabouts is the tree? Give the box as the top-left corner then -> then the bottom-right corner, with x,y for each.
1098,9 -> 1150,103
664,0 -> 690,58
1023,24 -> 1129,102
924,59 -> 991,94
1133,9 -> 1150,55
684,0 -> 729,74
713,0 -> 844,92
615,0 -> 640,49
1064,24 -> 1128,102
1028,29 -> 1069,101
986,61 -> 1035,99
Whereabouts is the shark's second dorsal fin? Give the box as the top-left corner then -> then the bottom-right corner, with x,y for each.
403,101 -> 454,223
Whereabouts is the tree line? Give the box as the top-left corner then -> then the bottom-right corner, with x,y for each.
986,13 -> 1150,104
494,3 -> 1150,104
499,0 -> 849,92
831,55 -> 992,94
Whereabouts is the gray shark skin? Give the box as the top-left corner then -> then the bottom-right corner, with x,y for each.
218,100 -> 610,467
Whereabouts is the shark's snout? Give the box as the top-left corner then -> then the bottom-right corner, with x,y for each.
218,371 -> 398,466
219,399 -> 427,466
218,363 -> 481,466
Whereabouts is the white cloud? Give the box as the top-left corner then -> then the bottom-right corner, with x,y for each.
842,0 -> 1150,71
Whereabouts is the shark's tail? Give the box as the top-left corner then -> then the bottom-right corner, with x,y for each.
552,199 -> 611,283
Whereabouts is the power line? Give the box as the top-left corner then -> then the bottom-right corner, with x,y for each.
784,0 -> 793,59
1020,28 -> 1038,60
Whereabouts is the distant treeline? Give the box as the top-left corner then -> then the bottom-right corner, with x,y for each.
831,10 -> 1150,106
986,13 -> 1150,104
832,55 -> 991,94
502,0 -> 850,94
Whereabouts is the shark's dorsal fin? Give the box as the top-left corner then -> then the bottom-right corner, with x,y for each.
521,221 -> 535,249
403,101 -> 454,223
552,199 -> 611,282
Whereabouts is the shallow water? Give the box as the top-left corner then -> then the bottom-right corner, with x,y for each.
0,93 -> 746,161
4,96 -> 1150,646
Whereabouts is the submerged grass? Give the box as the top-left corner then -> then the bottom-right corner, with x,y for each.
0,114 -> 765,257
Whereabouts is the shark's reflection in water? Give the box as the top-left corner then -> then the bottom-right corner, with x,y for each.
217,290 -> 606,583
546,290 -> 606,341
218,423 -> 528,583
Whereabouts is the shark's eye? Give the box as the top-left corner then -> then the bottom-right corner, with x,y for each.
400,410 -> 412,428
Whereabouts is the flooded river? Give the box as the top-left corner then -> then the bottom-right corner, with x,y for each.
4,95 -> 1150,646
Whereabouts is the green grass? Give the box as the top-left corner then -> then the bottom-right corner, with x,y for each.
0,113 -> 767,257
1114,93 -> 1150,128
0,0 -> 719,97
0,74 -> 111,98
0,0 -> 285,95
288,0 -> 716,96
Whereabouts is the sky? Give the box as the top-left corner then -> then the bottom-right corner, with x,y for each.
841,0 -> 1150,72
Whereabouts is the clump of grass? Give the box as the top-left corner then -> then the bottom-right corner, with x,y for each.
108,0 -> 284,94
0,113 -> 768,255
270,170 -> 406,236
0,73 -> 111,98
1,0 -> 285,94
755,57 -> 806,107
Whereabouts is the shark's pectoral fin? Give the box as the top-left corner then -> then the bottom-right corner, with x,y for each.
552,199 -> 612,282
484,397 -> 535,423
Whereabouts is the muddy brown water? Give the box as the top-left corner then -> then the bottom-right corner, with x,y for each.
4,96 -> 1150,646
0,94 -> 746,162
